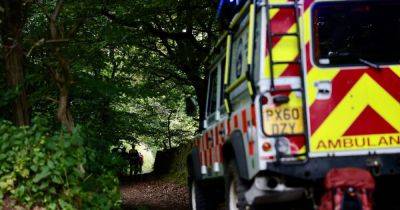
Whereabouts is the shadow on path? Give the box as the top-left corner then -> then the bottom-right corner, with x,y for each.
120,173 -> 189,210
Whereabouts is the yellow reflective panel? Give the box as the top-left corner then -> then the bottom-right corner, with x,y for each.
269,0 -> 291,3
224,35 -> 232,85
302,7 -> 312,44
390,66 -> 400,78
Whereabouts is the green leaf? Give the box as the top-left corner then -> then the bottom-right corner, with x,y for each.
30,165 -> 38,172
38,181 -> 49,189
51,176 -> 63,184
33,167 -> 51,183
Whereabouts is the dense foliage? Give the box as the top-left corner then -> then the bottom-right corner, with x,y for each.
0,118 -> 120,209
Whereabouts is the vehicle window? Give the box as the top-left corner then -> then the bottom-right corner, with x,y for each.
313,1 -> 400,67
207,69 -> 218,116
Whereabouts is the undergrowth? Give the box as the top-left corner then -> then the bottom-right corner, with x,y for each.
0,117 -> 121,209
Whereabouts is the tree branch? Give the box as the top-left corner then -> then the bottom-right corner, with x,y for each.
49,0 -> 64,39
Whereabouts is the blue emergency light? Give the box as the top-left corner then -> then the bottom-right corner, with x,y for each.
217,0 -> 245,18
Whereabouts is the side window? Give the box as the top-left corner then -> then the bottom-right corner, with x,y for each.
207,69 -> 218,116
230,33 -> 248,83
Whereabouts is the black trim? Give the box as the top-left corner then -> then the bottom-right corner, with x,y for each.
189,148 -> 203,181
264,154 -> 400,181
248,0 -> 257,100
230,130 -> 250,180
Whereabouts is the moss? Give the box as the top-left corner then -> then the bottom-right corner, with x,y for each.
159,143 -> 192,186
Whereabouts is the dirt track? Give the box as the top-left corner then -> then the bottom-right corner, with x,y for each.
120,175 -> 189,210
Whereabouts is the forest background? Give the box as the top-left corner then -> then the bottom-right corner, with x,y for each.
0,0 -> 221,209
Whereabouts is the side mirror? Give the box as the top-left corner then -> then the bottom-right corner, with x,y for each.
185,97 -> 198,117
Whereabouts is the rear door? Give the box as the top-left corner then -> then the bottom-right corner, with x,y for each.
303,0 -> 400,156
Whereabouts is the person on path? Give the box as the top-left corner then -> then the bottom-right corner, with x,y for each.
129,149 -> 139,176
138,153 -> 144,174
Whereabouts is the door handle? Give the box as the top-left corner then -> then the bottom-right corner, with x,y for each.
315,81 -> 332,100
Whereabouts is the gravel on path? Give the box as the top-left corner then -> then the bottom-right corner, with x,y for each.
120,176 -> 189,210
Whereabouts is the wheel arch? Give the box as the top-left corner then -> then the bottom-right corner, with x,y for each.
222,130 -> 250,180
187,147 -> 202,181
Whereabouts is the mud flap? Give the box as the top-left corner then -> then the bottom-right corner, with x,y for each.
319,168 -> 375,210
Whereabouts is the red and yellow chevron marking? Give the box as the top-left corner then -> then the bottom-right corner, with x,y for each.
310,71 -> 400,152
264,0 -> 318,79
264,0 -> 317,77
264,0 -> 299,78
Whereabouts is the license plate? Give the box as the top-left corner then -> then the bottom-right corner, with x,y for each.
263,106 -> 304,135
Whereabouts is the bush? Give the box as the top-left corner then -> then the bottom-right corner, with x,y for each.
0,118 -> 121,209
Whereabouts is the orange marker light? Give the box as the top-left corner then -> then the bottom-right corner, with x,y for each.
262,142 -> 272,152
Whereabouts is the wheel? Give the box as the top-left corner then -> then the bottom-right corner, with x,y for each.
189,179 -> 218,210
225,160 -> 251,210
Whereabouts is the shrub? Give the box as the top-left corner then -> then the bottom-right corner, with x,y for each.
0,118 -> 121,209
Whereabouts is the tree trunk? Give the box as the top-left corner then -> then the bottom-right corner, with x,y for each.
167,111 -> 173,149
57,86 -> 74,132
189,75 -> 207,131
48,0 -> 75,132
1,0 -> 29,126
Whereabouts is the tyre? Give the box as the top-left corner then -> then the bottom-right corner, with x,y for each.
189,179 -> 218,210
225,160 -> 251,210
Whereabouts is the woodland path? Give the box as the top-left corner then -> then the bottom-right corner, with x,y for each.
120,174 -> 189,210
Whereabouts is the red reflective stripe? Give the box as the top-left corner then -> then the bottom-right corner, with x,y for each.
220,123 -> 225,144
251,104 -> 257,127
217,147 -> 221,163
200,136 -> 203,150
206,149 -> 210,166
227,119 -> 231,134
208,149 -> 212,166
205,150 -> 208,166
214,126 -> 219,146
248,141 -> 254,156
214,147 -> 218,162
241,109 -> 248,133
209,130 -> 213,149
220,146 -> 224,163
234,114 -> 239,128
306,42 -> 313,72
205,135 -> 208,150
203,134 -> 208,150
